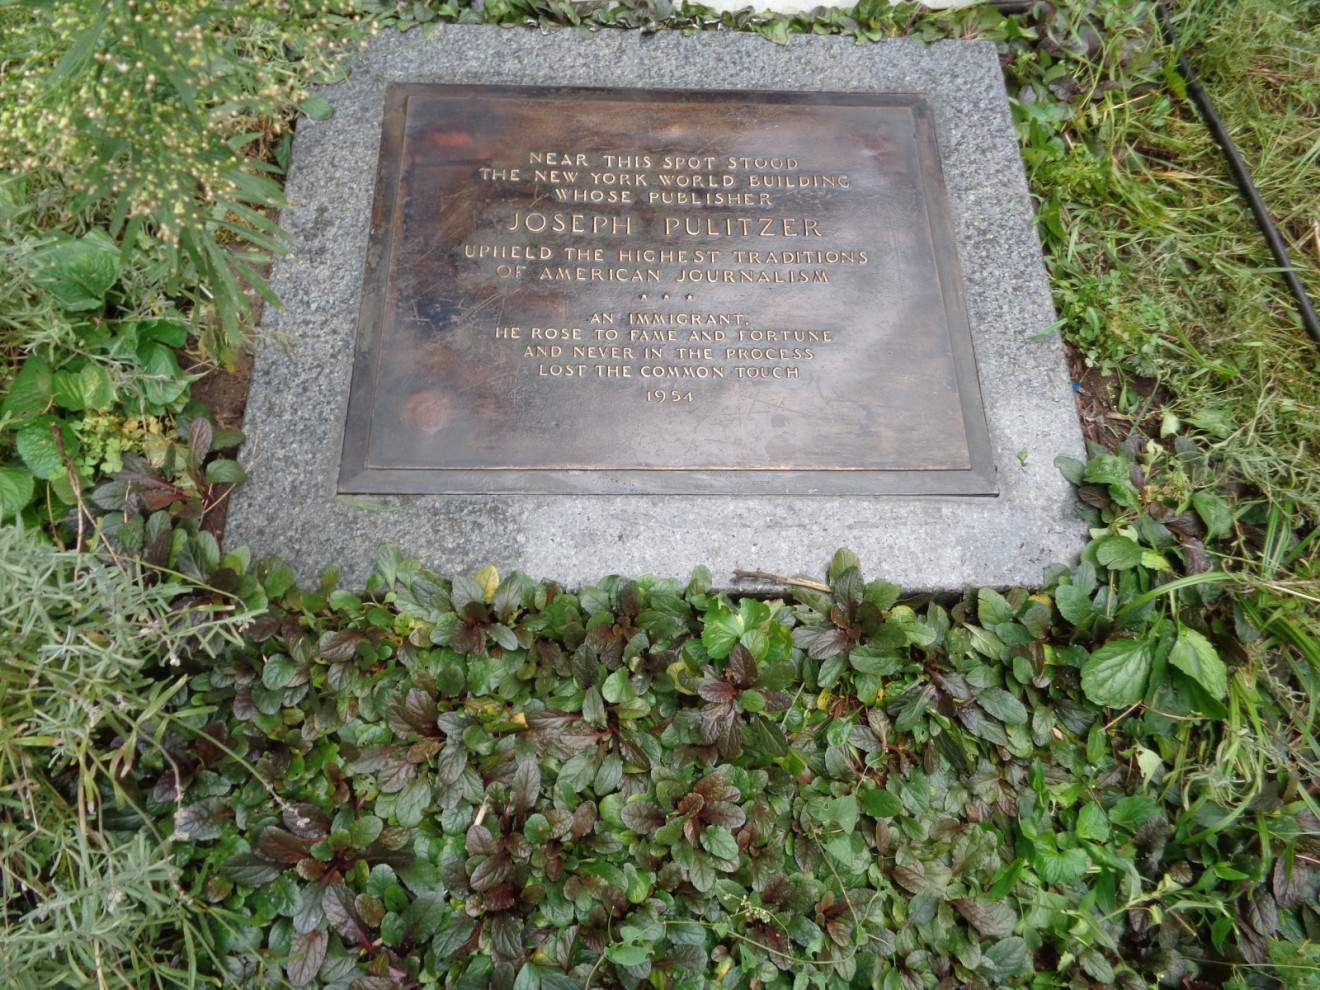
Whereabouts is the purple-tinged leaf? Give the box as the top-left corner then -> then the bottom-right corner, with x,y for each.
256,826 -> 314,865
174,798 -> 229,841
293,884 -> 325,934
317,629 -> 364,661
701,801 -> 746,829
1274,856 -> 1309,911
697,680 -> 738,704
728,643 -> 758,688
953,898 -> 1018,938
152,763 -> 195,804
322,882 -> 368,946
398,891 -> 447,945
484,884 -> 516,912
246,616 -> 281,642
188,416 -> 212,478
489,912 -> 523,960
470,854 -> 511,892
195,721 -> 229,766
435,743 -> 467,784
827,917 -> 851,947
571,801 -> 597,840
377,752 -> 418,794
956,704 -> 1009,747
693,767 -> 738,802
286,930 -> 327,987
388,688 -> 438,736
219,852 -> 282,888
511,759 -> 541,815
808,628 -> 851,661
662,942 -> 706,975
441,857 -> 471,896
763,927 -> 794,970
348,979 -> 399,990
891,862 -> 927,894
345,744 -> 391,774
466,824 -> 498,857
620,800 -> 666,835
524,708 -> 578,730
432,914 -> 475,957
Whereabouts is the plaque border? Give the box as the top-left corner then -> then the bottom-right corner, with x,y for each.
338,83 -> 996,496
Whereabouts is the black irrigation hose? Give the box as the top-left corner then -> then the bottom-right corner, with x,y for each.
978,0 -> 1320,346
1153,2 -> 1320,347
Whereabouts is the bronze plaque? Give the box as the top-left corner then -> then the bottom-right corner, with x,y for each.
339,84 -> 995,495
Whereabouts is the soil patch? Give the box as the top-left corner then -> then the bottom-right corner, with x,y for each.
1065,342 -> 1169,450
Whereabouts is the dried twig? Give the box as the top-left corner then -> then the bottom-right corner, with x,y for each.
52,421 -> 89,554
732,568 -> 832,593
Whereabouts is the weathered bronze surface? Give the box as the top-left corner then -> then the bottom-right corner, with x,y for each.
339,84 -> 995,494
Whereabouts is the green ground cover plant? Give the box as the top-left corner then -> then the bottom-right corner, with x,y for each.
2,0 -> 1319,988
0,524 -> 253,989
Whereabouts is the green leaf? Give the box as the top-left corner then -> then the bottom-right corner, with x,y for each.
700,827 -> 739,861
860,788 -> 903,819
977,588 -> 1015,627
865,579 -> 901,612
986,859 -> 1025,899
220,851 -> 283,888
1108,795 -> 1160,829
16,417 -> 78,480
300,92 -> 335,120
1084,453 -> 1131,487
701,603 -> 742,659
349,815 -> 384,848
1094,535 -> 1141,570
1191,491 -> 1233,540
984,937 -> 1028,981
205,459 -> 246,485
826,795 -> 859,835
524,814 -> 551,843
1169,627 -> 1227,699
0,355 -> 53,423
135,341 -> 187,407
977,687 -> 1028,725
394,777 -> 431,828
1054,455 -> 1086,485
397,891 -> 446,945
606,944 -> 650,967
0,467 -> 36,520
1055,584 -> 1097,625
829,548 -> 861,584
432,915 -> 475,957
1080,639 -> 1151,707
262,654 -> 299,690
1034,842 -> 1088,884
952,898 -> 1017,938
52,364 -> 114,411
38,233 -> 120,310
1075,803 -> 1110,842
602,667 -> 635,704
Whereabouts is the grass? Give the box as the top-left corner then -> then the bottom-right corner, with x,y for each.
1029,0 -> 1320,511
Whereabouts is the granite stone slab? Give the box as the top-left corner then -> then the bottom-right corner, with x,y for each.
226,25 -> 1087,592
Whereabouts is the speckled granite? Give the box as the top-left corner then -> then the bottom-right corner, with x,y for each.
227,26 -> 1086,592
